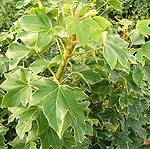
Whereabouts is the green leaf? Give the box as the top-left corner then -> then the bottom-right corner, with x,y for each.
63,102 -> 89,142
85,121 -> 93,136
114,132 -> 132,149
20,13 -> 54,47
72,64 -> 101,85
0,125 -> 8,133
73,139 -> 90,149
108,0 -> 122,10
130,31 -> 145,45
26,121 -> 38,143
100,108 -> 123,127
104,36 -> 128,70
40,126 -> 63,149
23,142 -> 37,149
17,31 -> 37,47
30,79 -> 88,138
1,68 -> 32,107
104,122 -> 116,132
0,54 -> 8,75
91,80 -> 112,101
141,42 -> 150,60
121,72 -> 143,96
0,32 -> 8,41
37,109 -> 64,149
128,118 -> 147,139
9,136 -> 26,149
93,16 -> 111,30
132,65 -> 144,86
16,106 -> 39,139
29,59 -> 50,74
144,60 -> 150,81
66,16 -> 100,46
136,20 -> 150,37
62,132 -> 76,149
6,43 -> 30,70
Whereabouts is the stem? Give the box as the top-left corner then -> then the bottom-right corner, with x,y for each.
71,46 -> 103,56
97,1 -> 108,12
56,39 -> 63,56
36,52 -> 58,83
60,72 -> 73,84
56,47 -> 72,81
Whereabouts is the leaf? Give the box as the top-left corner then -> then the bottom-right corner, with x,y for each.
108,0 -> 122,10
30,79 -> 88,138
0,32 -> 8,41
104,36 -> 128,70
85,121 -> 93,136
93,16 -> 111,30
20,13 -> 54,47
114,132 -> 132,149
104,122 -> 116,132
66,16 -> 100,46
0,125 -> 9,133
23,142 -> 37,149
62,132 -> 76,149
130,31 -> 145,45
136,20 -> 150,37
63,102 -> 89,142
72,64 -> 101,85
132,65 -> 144,86
16,106 -> 39,139
9,136 -> 26,149
6,43 -> 30,70
144,60 -> 150,81
26,121 -> 38,142
73,139 -> 90,149
1,68 -> 32,107
91,80 -> 112,101
128,118 -> 147,139
17,31 -> 37,47
0,54 -> 8,75
40,126 -> 63,149
120,72 -> 143,96
141,42 -> 150,60
100,108 -> 123,127
29,59 -> 50,74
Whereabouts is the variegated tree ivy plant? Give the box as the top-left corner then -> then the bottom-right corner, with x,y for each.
0,0 -> 150,148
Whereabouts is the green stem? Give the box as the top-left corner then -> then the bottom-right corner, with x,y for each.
97,1 -> 108,12
71,46 -> 102,56
56,38 -> 63,56
60,72 -> 73,84
36,52 -> 58,83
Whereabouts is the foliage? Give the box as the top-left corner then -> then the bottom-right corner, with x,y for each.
0,0 -> 150,148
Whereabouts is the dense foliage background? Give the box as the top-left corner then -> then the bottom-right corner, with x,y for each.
0,0 -> 150,148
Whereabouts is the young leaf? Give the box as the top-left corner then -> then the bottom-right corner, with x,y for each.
20,13 -> 54,47
66,16 -> 100,46
30,79 -> 88,138
1,68 -> 32,107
